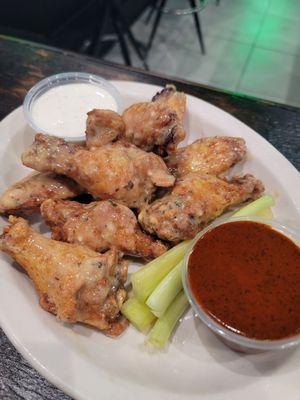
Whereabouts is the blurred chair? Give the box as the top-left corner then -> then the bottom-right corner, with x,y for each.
146,0 -> 209,55
89,0 -> 148,69
0,0 -> 96,50
0,0 -> 148,65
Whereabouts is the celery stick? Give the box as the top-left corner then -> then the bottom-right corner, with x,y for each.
146,261 -> 183,317
146,291 -> 189,349
121,297 -> 156,332
146,198 -> 274,318
232,195 -> 275,217
132,240 -> 190,302
255,207 -> 273,219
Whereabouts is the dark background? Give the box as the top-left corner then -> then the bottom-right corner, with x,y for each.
0,0 -> 148,54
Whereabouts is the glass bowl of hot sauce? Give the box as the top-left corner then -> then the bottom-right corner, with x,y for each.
182,216 -> 300,353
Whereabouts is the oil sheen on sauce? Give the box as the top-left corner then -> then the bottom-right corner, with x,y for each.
188,221 -> 300,340
31,83 -> 118,138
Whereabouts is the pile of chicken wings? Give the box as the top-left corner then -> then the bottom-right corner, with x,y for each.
0,85 -> 264,337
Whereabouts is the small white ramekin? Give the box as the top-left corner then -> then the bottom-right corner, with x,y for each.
23,72 -> 124,142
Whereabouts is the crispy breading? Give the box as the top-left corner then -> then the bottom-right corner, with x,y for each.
41,199 -> 167,259
22,134 -> 175,209
139,173 -> 264,243
0,172 -> 83,216
122,85 -> 186,154
86,109 -> 125,149
166,136 -> 246,177
0,216 -> 128,336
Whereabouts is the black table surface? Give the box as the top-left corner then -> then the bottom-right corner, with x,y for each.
0,35 -> 299,400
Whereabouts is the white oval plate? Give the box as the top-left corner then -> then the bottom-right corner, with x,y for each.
0,81 -> 299,400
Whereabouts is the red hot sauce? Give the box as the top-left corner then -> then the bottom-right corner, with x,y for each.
188,221 -> 300,340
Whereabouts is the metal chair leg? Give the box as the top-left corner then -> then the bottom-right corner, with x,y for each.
112,15 -> 132,66
189,0 -> 205,54
145,0 -> 158,24
90,1 -> 109,56
146,0 -> 167,52
112,0 -> 149,70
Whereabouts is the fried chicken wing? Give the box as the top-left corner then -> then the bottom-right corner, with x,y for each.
41,199 -> 167,259
0,172 -> 83,216
21,133 -> 80,174
0,216 -> 128,336
152,84 -> 186,122
165,136 -> 246,177
86,109 -> 125,149
122,85 -> 186,154
139,173 -> 264,243
22,134 -> 175,209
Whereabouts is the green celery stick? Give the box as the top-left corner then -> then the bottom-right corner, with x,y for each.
146,261 -> 183,317
146,291 -> 189,349
255,207 -> 273,219
131,240 -> 190,302
232,195 -> 275,217
121,297 -> 156,332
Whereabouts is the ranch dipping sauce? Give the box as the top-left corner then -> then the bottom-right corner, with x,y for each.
188,220 -> 300,341
31,83 -> 118,138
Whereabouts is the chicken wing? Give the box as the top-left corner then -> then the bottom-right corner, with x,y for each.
86,109 -> 125,149
22,134 -> 175,209
0,216 -> 128,336
22,133 -> 81,174
122,85 -> 186,154
0,172 -> 83,216
165,136 -> 246,177
139,173 -> 264,243
151,84 -> 186,122
41,199 -> 167,259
